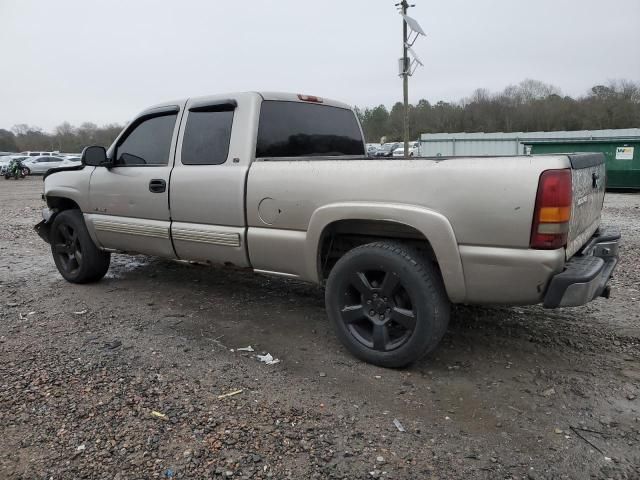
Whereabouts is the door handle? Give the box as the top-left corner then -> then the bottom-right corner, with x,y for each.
149,179 -> 166,193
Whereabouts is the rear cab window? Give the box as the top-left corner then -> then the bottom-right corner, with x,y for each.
256,101 -> 364,158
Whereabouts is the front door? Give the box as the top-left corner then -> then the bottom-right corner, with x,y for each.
86,105 -> 183,258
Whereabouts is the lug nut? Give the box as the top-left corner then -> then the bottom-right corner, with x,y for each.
366,299 -> 372,305
383,297 -> 388,302
386,307 -> 391,313
373,293 -> 378,299
369,310 -> 375,316
380,314 -> 385,320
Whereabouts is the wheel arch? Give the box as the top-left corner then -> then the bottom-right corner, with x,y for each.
45,196 -> 81,211
305,202 -> 466,303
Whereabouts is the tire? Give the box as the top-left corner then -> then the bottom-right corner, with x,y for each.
325,241 -> 450,368
50,209 -> 110,283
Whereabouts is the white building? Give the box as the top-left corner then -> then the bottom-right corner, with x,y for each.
419,129 -> 640,156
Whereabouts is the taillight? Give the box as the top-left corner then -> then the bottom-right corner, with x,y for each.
530,169 -> 572,249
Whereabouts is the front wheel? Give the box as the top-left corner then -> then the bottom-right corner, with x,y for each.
50,209 -> 110,283
22,167 -> 30,176
325,241 -> 450,368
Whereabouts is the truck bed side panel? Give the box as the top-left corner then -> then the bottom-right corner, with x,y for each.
246,156 -> 569,248
245,156 -> 571,303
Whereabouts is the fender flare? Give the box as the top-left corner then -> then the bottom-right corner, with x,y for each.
304,202 -> 466,303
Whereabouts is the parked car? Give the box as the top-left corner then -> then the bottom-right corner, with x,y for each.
366,143 -> 381,157
392,141 -> 420,157
20,151 -> 58,157
375,142 -> 400,157
22,155 -> 65,174
36,91 -> 620,368
58,156 -> 82,167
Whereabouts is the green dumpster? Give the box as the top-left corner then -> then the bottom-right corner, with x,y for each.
526,140 -> 640,190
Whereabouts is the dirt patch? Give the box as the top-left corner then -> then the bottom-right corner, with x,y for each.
1,177 -> 639,479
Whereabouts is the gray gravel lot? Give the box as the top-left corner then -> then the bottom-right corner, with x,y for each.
1,177 -> 639,479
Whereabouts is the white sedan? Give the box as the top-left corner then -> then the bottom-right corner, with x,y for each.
23,156 -> 65,174
391,142 -> 420,158
58,156 -> 82,167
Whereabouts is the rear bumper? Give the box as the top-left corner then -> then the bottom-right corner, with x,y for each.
543,225 -> 620,308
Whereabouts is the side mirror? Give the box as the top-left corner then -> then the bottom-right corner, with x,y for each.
82,146 -> 111,167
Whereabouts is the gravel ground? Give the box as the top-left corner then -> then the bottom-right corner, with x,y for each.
1,177 -> 638,480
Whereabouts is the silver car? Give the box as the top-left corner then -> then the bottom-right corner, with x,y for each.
23,156 -> 65,175
58,156 -> 82,167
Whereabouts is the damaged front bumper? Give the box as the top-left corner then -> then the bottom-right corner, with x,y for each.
34,208 -> 56,244
543,225 -> 620,308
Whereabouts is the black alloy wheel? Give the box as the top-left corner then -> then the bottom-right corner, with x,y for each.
325,241 -> 450,368
52,222 -> 83,277
339,269 -> 416,352
49,209 -> 110,283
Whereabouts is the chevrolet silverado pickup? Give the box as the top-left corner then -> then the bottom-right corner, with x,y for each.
35,92 -> 620,367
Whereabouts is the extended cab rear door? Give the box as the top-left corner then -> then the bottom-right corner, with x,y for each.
168,94 -> 258,267
86,104 -> 183,258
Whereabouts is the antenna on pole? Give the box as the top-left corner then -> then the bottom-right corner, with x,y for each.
394,1 -> 425,157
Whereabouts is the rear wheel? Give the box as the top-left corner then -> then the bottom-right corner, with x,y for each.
325,241 -> 450,368
50,210 -> 110,283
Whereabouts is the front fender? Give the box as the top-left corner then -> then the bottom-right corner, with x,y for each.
43,167 -> 94,212
304,202 -> 466,303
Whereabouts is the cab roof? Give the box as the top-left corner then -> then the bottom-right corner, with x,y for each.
142,91 -> 353,114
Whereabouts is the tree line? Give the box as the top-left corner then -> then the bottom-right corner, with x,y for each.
0,122 -> 124,153
356,79 -> 640,143
1,79 -> 638,152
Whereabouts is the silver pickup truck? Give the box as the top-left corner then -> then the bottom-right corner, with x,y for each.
35,92 -> 620,367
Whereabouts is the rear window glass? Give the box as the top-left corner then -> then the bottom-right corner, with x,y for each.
181,110 -> 234,165
256,101 -> 364,158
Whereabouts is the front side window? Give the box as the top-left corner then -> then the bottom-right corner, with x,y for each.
115,113 -> 177,166
181,109 -> 234,165
256,101 -> 364,158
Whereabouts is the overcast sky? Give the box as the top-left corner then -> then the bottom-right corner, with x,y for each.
1,0 -> 639,131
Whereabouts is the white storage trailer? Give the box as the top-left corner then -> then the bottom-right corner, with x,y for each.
419,129 -> 640,156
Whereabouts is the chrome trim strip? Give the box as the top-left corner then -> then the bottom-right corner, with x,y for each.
253,269 -> 300,279
172,228 -> 241,247
93,220 -> 169,239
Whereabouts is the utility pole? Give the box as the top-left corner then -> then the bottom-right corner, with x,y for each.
396,1 -> 424,157
401,0 -> 410,157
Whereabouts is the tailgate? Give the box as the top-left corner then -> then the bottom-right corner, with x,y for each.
566,153 -> 606,259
